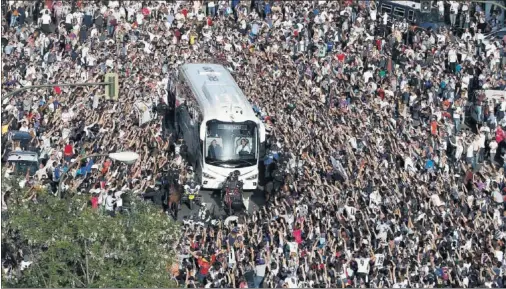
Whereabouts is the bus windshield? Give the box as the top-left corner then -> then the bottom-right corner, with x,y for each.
8,160 -> 39,176
205,120 -> 258,168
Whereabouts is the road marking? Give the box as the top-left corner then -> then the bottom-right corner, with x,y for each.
243,196 -> 250,211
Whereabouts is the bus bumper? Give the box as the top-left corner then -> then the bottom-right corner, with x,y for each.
202,178 -> 258,191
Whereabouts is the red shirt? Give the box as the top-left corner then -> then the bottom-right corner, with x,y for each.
375,39 -> 382,50
91,196 -> 99,209
182,8 -> 188,18
337,53 -> 345,62
377,88 -> 385,100
198,257 -> 210,275
497,128 -> 504,143
293,229 -> 302,244
64,144 -> 73,156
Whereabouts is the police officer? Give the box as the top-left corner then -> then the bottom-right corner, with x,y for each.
168,164 -> 181,185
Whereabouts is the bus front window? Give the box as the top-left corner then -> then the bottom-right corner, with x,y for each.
205,120 -> 258,168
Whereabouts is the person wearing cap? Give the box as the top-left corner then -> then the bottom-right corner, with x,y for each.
191,250 -> 211,284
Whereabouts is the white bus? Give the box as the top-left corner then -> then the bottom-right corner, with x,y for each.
168,63 -> 266,191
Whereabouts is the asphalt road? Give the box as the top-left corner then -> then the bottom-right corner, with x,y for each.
177,189 -> 266,221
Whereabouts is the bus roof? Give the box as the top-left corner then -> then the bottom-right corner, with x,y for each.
7,151 -> 38,162
180,63 -> 258,123
386,0 -> 421,10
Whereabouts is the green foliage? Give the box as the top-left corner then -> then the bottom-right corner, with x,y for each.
2,175 -> 180,288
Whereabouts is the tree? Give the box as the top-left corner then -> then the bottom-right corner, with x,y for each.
1,174 -> 181,288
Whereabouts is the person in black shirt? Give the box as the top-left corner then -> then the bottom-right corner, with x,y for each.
208,139 -> 223,159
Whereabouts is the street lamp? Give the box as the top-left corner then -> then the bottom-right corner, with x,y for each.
57,151 -> 140,198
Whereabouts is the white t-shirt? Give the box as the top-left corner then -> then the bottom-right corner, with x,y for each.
61,111 -> 73,123
41,14 -> 52,24
339,264 -> 348,279
287,241 -> 298,254
136,13 -> 144,25
236,144 -> 251,154
35,167 -> 48,180
431,194 -> 444,207
363,70 -> 373,83
448,49 -> 457,63
466,143 -> 474,157
357,258 -> 370,273
114,191 -> 123,207
450,2 -> 460,13
375,254 -> 385,269
500,101 -> 506,112
65,13 -> 73,24
479,133 -> 486,148
369,9 -> 377,21
105,195 -> 115,211
494,249 -> 504,262
489,141 -> 498,154
382,13 -> 388,25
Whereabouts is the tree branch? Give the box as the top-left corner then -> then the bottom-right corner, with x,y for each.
29,248 -> 49,288
85,240 -> 90,286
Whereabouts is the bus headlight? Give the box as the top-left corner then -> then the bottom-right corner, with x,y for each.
246,174 -> 258,180
203,172 -> 215,179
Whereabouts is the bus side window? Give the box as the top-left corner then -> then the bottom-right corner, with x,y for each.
408,10 -> 414,21
381,4 -> 392,15
393,7 -> 405,21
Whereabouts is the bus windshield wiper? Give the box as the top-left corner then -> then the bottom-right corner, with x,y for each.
222,159 -> 256,166
206,159 -> 226,165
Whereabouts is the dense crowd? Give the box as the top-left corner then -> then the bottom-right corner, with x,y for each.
2,0 -> 506,288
